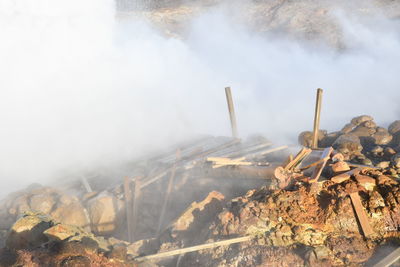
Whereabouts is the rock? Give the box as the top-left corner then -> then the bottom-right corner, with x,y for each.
385,147 -> 397,156
331,161 -> 350,173
298,130 -> 326,147
350,115 -> 374,126
51,201 -> 90,230
331,152 -> 345,162
372,128 -> 392,145
331,173 -> 351,183
376,161 -> 390,169
6,213 -> 53,249
368,191 -> 385,209
354,174 -> 376,190
87,191 -> 117,234
362,120 -> 377,128
332,134 -> 363,160
377,175 -> 398,185
29,194 -> 55,214
391,153 -> 400,169
351,125 -> 376,137
169,191 -> 225,239
44,223 -> 86,241
371,146 -> 384,155
388,120 -> 400,135
341,123 -> 355,134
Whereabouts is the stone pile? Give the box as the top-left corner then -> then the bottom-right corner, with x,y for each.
299,115 -> 400,172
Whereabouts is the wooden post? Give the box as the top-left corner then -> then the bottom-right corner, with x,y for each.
123,177 -> 133,242
311,88 -> 323,149
131,176 -> 142,242
156,149 -> 180,236
225,87 -> 239,139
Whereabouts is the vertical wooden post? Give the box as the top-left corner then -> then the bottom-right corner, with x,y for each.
131,176 -> 142,242
312,88 -> 323,149
225,87 -> 239,139
123,177 -> 133,242
156,149 -> 180,236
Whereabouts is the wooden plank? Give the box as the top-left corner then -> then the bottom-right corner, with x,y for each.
80,176 -> 93,193
123,177 -> 133,242
284,147 -> 312,171
135,235 -> 253,262
237,145 -> 288,160
373,247 -> 400,267
349,192 -> 374,238
309,147 -> 333,183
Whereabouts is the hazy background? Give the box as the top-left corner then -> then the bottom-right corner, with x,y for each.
0,0 -> 399,192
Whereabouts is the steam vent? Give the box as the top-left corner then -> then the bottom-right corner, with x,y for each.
2,0 -> 400,266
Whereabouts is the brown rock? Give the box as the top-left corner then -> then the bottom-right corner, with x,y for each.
43,223 -> 84,241
341,123 -> 355,134
376,161 -> 390,169
29,194 -> 55,214
351,125 -> 376,137
331,161 -> 350,173
391,153 -> 400,168
354,174 -> 376,190
332,134 -> 363,159
331,173 -> 351,183
372,128 -> 392,145
298,130 -> 326,147
51,201 -> 90,229
87,192 -> 117,234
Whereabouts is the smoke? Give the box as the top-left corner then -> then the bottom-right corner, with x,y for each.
0,0 -> 399,192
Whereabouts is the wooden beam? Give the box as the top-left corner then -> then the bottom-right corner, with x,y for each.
284,147 -> 312,171
225,87 -> 239,139
312,88 -> 323,149
349,192 -> 374,238
135,235 -> 253,262
373,247 -> 400,267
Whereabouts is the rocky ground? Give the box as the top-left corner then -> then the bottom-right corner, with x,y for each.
118,0 -> 400,48
0,115 -> 398,266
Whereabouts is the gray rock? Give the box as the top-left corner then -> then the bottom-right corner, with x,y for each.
350,115 -> 374,126
388,120 -> 400,134
391,153 -> 400,169
332,134 -> 363,160
87,192 -> 117,234
372,128 -> 393,145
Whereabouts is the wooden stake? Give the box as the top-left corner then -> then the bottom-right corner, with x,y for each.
131,176 -> 142,242
312,88 -> 323,149
349,192 -> 374,238
123,177 -> 133,242
225,87 -> 239,139
373,247 -> 400,267
156,149 -> 180,235
135,235 -> 253,262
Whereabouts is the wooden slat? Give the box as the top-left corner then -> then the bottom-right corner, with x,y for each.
284,147 -> 312,171
135,235 -> 253,262
349,192 -> 374,238
373,247 -> 400,267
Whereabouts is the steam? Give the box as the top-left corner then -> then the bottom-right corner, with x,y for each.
0,0 -> 399,192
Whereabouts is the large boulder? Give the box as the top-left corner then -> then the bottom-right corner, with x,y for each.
332,134 -> 363,160
87,192 -> 118,235
6,213 -> 53,250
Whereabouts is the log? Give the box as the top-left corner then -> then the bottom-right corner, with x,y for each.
349,192 -> 374,238
134,235 -> 253,262
373,247 -> 400,267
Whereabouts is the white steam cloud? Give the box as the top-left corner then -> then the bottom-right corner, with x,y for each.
0,0 -> 399,192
